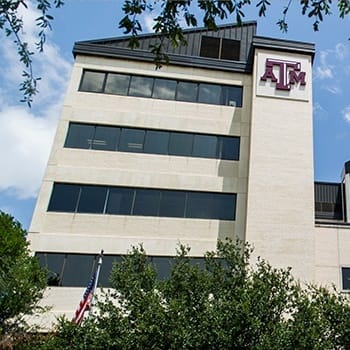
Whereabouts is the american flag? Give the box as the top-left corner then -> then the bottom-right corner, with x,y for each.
72,271 -> 96,325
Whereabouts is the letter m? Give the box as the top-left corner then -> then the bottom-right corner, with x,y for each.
289,70 -> 306,86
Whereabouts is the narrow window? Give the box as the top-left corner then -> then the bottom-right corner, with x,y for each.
186,192 -> 213,219
221,86 -> 243,107
192,134 -> 218,159
80,71 -> 105,92
198,83 -> 221,105
211,193 -> 236,220
177,81 -> 198,103
219,137 -> 240,161
342,267 -> 350,290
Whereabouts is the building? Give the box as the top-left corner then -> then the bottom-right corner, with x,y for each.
27,21 -> 350,323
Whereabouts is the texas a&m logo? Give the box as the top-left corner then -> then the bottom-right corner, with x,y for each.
260,58 -> 306,91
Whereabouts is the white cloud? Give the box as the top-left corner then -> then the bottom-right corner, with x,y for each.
315,51 -> 334,79
343,106 -> 350,123
325,85 -> 341,94
144,14 -> 156,32
0,2 -> 71,199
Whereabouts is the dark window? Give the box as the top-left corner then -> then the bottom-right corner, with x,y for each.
221,86 -> 243,107
193,134 -> 218,159
129,76 -> 153,97
152,256 -> 174,280
133,189 -> 161,216
92,126 -> 120,151
211,193 -> 236,220
98,255 -> 123,287
62,254 -> 95,287
221,38 -> 240,61
119,128 -> 145,153
199,36 -> 240,61
200,36 -> 220,59
144,130 -> 169,155
106,187 -> 134,215
105,73 -> 130,95
176,81 -> 198,103
48,183 -> 80,212
169,132 -> 193,156
342,267 -> 350,290
36,252 -> 66,286
77,185 -> 107,214
159,190 -> 186,218
186,192 -> 214,219
219,137 -> 240,160
152,79 -> 176,100
80,71 -> 105,93
198,84 -> 221,105
65,123 -> 94,149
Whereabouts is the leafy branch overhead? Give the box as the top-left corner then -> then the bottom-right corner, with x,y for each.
0,0 -> 64,106
1,0 -> 350,104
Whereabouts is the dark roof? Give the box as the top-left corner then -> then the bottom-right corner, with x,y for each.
73,21 -> 315,73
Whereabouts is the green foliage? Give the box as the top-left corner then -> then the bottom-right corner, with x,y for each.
37,240 -> 350,349
0,0 -> 64,106
0,211 -> 47,343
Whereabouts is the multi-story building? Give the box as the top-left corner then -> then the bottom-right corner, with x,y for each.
27,21 -> 350,324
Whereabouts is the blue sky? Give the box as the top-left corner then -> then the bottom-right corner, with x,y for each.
0,1 -> 349,229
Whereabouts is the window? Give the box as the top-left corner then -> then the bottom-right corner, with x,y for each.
79,71 -> 105,92
77,185 -> 107,214
105,73 -> 130,95
342,267 -> 350,291
152,78 -> 176,100
169,132 -> 193,156
92,126 -> 119,151
79,70 -> 243,107
65,123 -> 94,149
48,183 -> 237,221
65,123 -> 240,161
199,36 -> 240,61
119,128 -> 146,152
106,187 -> 134,215
48,183 -> 80,212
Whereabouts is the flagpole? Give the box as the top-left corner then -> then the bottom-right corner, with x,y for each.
89,249 -> 103,316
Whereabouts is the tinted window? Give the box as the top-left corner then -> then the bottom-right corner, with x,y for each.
211,193 -> 236,220
106,187 -> 134,215
221,38 -> 240,61
119,128 -> 145,153
77,185 -> 107,213
129,76 -> 153,97
159,190 -> 186,217
200,36 -> 220,59
342,267 -> 350,290
177,81 -> 198,103
62,254 -> 95,287
152,79 -> 176,100
144,130 -> 169,155
220,137 -> 240,160
36,253 -> 66,286
99,255 -> 123,287
198,84 -> 221,105
105,73 -> 130,95
48,183 -> 80,212
222,86 -> 242,107
192,134 -> 218,159
152,256 -> 173,279
186,192 -> 213,219
80,71 -> 105,92
133,189 -> 161,216
92,126 -> 119,151
65,123 -> 94,149
169,132 -> 193,156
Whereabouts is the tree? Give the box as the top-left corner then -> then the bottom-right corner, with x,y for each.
0,211 -> 47,347
1,1 -> 350,105
38,240 -> 350,350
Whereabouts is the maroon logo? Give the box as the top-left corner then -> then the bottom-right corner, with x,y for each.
260,58 -> 306,91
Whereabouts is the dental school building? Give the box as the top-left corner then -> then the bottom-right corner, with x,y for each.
27,21 -> 350,321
